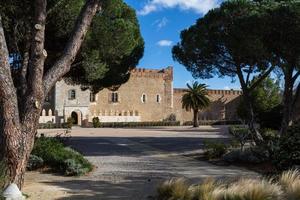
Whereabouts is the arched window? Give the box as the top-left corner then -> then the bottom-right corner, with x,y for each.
156,94 -> 161,103
68,89 -> 76,100
141,94 -> 146,103
90,93 -> 96,102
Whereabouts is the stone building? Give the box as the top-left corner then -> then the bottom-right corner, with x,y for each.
40,66 -> 242,125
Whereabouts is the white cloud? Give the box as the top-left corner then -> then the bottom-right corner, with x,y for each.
224,86 -> 230,90
157,40 -> 173,47
153,17 -> 169,29
138,0 -> 221,16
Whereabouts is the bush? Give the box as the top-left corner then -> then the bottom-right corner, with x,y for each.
272,124 -> 300,170
222,147 -> 263,164
203,141 -> 228,160
183,120 -> 242,126
90,121 -> 181,128
31,137 -> 92,176
27,155 -> 44,171
164,114 -> 177,122
66,117 -> 74,129
229,126 -> 250,150
92,117 -> 101,128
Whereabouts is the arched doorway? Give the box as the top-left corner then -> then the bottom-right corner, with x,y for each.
71,111 -> 78,125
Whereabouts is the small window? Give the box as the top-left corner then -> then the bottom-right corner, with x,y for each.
45,95 -> 50,102
68,89 -> 76,100
111,92 -> 118,103
141,94 -> 146,103
90,93 -> 96,102
156,94 -> 161,103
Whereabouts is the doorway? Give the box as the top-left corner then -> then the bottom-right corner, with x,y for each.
71,111 -> 78,125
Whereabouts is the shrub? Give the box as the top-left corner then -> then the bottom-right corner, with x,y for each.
31,137 -> 92,176
156,178 -> 191,200
92,117 -> 101,128
66,117 -> 74,129
164,114 -> 177,122
229,126 -> 250,151
203,141 -> 228,160
27,155 -> 44,171
272,124 -> 300,170
222,147 -> 263,164
279,170 -> 300,200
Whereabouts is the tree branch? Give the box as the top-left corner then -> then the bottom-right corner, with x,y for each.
43,0 -> 101,95
0,16 -> 21,126
249,65 -> 275,92
292,70 -> 300,84
292,81 -> 300,109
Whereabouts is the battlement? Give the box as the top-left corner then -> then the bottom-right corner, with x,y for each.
174,88 -> 242,96
131,66 -> 173,81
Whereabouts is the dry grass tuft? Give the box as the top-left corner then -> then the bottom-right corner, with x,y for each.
279,170 -> 300,200
156,178 -> 191,200
190,178 -> 219,200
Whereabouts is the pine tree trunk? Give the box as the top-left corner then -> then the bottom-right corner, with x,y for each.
280,74 -> 294,135
193,109 -> 199,127
0,112 -> 38,189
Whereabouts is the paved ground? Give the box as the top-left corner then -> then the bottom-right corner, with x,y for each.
23,126 -> 257,200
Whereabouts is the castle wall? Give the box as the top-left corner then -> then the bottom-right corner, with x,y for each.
173,89 -> 242,123
42,67 -> 242,125
89,67 -> 173,122
55,80 -> 91,125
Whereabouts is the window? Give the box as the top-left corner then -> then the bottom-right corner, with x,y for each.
111,92 -> 118,103
141,94 -> 146,103
156,94 -> 161,103
90,93 -> 96,102
45,95 -> 50,102
68,89 -> 76,100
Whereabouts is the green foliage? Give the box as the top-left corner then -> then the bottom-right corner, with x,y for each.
164,114 -> 177,122
229,126 -> 250,150
92,117 -> 101,128
182,82 -> 210,112
31,137 -> 92,176
89,121 -> 180,128
272,124 -> 300,170
66,117 -> 74,129
0,0 -> 144,92
237,76 -> 282,128
27,155 -> 44,171
203,141 -> 228,160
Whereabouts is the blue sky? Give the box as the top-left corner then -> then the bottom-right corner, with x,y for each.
124,0 -> 240,90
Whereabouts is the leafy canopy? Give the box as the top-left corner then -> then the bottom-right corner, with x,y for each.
172,0 -> 271,82
0,0 -> 144,93
182,82 -> 210,112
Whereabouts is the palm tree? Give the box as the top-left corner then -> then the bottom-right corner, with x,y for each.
182,82 -> 210,127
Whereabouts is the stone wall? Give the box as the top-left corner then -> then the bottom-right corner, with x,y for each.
89,67 -> 174,122
172,89 -> 242,123
54,80 -> 91,125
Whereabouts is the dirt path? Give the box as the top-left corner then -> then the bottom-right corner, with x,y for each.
23,126 -> 258,199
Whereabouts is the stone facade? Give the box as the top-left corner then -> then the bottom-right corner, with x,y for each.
42,67 -> 242,125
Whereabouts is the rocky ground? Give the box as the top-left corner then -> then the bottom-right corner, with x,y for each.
23,126 -> 258,200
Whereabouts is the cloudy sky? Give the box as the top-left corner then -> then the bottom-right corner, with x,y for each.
124,0 -> 240,90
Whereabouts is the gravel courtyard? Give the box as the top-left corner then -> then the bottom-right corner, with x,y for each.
23,126 -> 257,200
